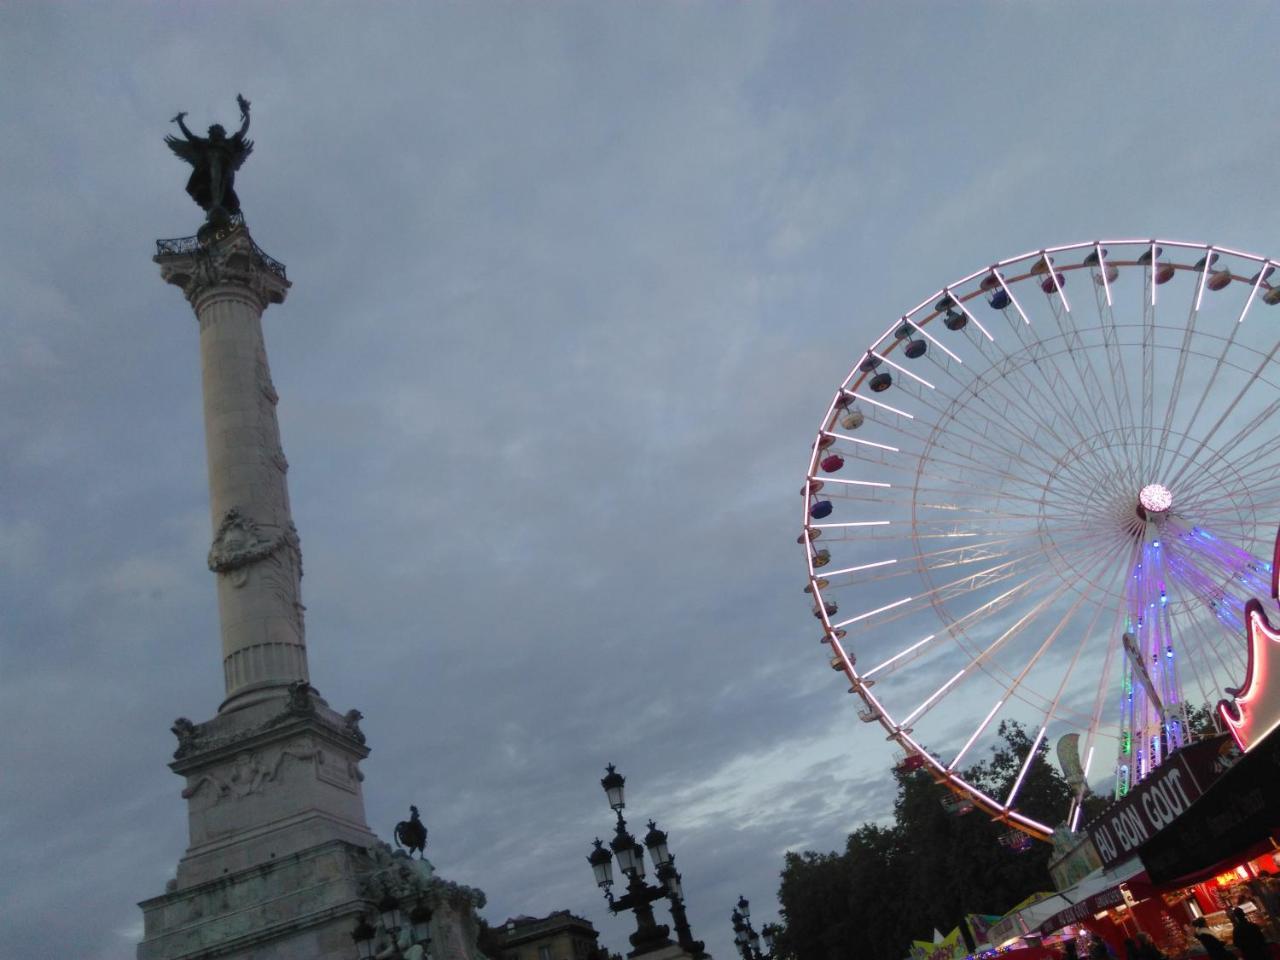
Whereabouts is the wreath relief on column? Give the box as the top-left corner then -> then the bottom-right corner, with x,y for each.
208,507 -> 286,587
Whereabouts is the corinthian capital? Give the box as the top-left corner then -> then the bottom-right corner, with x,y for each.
155,221 -> 290,312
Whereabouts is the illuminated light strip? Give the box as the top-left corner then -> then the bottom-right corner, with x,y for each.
904,316 -> 964,364
849,392 -> 914,419
863,633 -> 935,678
900,669 -> 966,728
993,270 -> 1031,325
1212,244 -> 1269,261
821,559 -> 897,577
947,695 -> 1009,771
816,477 -> 892,489
1045,253 -> 1071,313
943,287 -> 994,342
856,689 -> 1053,840
830,596 -> 913,630
1003,725 -> 1047,808
824,431 -> 900,452
811,521 -> 892,529
1237,261 -> 1269,324
1194,246 -> 1213,313
1096,244 -> 1114,307
871,351 -> 936,389
1069,803 -> 1083,833
1083,745 -> 1095,777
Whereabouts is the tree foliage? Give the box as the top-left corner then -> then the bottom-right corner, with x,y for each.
775,722 -> 1090,960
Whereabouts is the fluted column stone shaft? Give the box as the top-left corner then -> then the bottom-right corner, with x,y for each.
156,227 -> 305,711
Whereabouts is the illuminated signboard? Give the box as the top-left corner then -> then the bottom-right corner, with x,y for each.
1218,526 -> 1280,752
1086,735 -> 1233,868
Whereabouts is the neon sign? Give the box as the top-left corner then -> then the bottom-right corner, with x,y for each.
1218,525 -> 1280,752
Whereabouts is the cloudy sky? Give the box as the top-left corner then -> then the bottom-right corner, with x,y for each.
3,3 -> 1279,959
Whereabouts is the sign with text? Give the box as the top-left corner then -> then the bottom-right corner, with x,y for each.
1086,735 -> 1234,868
1138,727 -> 1280,885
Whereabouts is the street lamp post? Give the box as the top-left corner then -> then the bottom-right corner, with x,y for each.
587,764 -> 708,959
731,898 -> 778,960
350,893 -> 433,960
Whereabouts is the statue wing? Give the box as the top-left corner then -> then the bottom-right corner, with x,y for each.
231,136 -> 254,171
164,134 -> 202,167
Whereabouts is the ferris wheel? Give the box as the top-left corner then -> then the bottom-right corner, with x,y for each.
801,239 -> 1280,840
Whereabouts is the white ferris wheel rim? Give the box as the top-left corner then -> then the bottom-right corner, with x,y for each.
802,239 -> 1280,840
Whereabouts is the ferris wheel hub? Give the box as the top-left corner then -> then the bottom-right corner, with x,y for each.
1137,483 -> 1173,518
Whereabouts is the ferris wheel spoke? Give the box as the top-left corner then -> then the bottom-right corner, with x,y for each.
1166,340 -> 1280,492
912,433 -> 1068,494
1003,726 -> 1049,809
1008,586 -> 1121,819
1039,290 -> 1131,448
1176,494 -> 1275,527
1094,269 -> 1142,472
1235,260 -> 1271,326
1162,564 -> 1248,679
888,315 -> 1122,479
927,534 -> 1121,674
948,583 -> 1105,774
913,530 -> 1112,608
1175,403 -> 1280,503
897,574 -> 1082,732
1173,609 -> 1234,722
1159,299 -> 1244,487
1040,294 -> 1135,473
1149,291 -> 1206,481
922,322 -> 1150,492
1181,611 -> 1246,706
904,382 -> 1087,486
940,346 -> 1112,472
1069,591 -> 1131,825
1186,452 -> 1280,502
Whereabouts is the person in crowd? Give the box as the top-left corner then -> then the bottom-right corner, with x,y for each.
1191,917 -> 1236,960
1123,937 -> 1141,960
1135,931 -> 1166,960
1230,908 -> 1269,960
1088,936 -> 1113,960
1251,875 -> 1280,938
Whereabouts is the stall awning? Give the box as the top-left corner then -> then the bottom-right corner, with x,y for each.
1036,857 -> 1148,935
988,893 -> 1067,947
1138,726 -> 1280,887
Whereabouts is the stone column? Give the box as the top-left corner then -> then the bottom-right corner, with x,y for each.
156,224 -> 306,713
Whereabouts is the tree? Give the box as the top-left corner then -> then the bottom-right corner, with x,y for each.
776,722 -> 1070,960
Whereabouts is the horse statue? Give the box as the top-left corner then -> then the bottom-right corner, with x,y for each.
394,805 -> 428,858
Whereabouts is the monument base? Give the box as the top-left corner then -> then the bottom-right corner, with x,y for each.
140,685 -> 490,960
139,841 -> 489,960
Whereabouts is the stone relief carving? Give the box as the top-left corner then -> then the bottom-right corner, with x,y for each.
181,743 -> 316,804
208,508 -> 286,581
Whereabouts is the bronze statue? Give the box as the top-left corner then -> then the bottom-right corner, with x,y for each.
394,806 -> 429,859
165,94 -> 254,223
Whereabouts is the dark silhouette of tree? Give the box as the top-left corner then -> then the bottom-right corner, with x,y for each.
776,721 -> 1077,960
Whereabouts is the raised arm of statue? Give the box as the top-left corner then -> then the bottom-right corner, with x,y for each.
172,112 -> 199,142
235,94 -> 251,139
